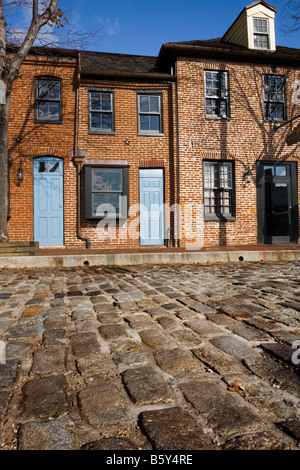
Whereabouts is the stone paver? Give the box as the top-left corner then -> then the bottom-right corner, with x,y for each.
121,366 -> 174,405
78,384 -> 126,430
0,260 -> 299,450
139,407 -> 217,450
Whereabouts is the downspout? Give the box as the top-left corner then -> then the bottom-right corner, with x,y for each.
74,52 -> 91,249
174,65 -> 180,247
7,156 -> 12,221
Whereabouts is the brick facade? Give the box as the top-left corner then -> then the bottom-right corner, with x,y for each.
75,80 -> 174,249
175,57 -> 300,247
6,3 -> 300,251
7,52 -> 78,245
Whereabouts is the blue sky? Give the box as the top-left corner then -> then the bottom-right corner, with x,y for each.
61,0 -> 299,56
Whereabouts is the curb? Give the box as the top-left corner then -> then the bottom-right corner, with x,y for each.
0,249 -> 299,269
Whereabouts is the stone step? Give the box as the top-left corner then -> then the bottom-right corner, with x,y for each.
0,242 -> 38,256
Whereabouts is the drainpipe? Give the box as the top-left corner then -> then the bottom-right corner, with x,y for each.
174,68 -> 180,247
7,156 -> 12,221
73,52 -> 91,249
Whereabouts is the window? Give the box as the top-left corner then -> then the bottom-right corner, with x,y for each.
205,71 -> 229,119
88,90 -> 114,134
35,77 -> 62,123
253,18 -> 269,49
38,161 -> 60,173
85,166 -> 129,219
137,93 -> 163,135
203,161 -> 235,220
263,75 -> 286,122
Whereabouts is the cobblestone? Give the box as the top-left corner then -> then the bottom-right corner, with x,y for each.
179,380 -> 265,440
78,383 -> 126,430
121,366 -> 174,405
139,407 -> 216,450
0,260 -> 299,450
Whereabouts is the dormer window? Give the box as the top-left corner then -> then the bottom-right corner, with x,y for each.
253,17 -> 269,49
222,2 -> 277,52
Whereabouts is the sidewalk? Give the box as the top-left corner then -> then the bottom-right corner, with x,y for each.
0,244 -> 300,269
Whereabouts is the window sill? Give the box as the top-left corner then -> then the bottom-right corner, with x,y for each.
204,216 -> 236,222
253,46 -> 271,51
138,132 -> 164,137
34,119 -> 62,125
88,130 -> 115,136
264,119 -> 285,124
205,115 -> 229,121
86,214 -> 126,219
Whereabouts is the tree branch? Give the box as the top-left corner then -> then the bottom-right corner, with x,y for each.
32,0 -> 38,20
0,0 -> 7,78
8,0 -> 58,82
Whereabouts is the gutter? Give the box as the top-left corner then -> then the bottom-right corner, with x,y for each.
174,74 -> 180,247
73,52 -> 91,249
79,69 -> 176,82
156,43 -> 300,69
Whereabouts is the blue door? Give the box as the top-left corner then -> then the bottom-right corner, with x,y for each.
34,157 -> 64,246
139,169 -> 164,246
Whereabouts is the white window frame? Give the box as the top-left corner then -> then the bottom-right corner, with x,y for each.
253,17 -> 270,50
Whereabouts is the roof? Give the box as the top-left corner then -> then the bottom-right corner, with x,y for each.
166,37 -> 300,55
8,44 -> 79,59
156,37 -> 300,70
222,1 -> 278,43
80,50 -> 158,75
245,0 -> 277,12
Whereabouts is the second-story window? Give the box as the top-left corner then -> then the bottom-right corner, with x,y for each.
205,71 -> 229,119
263,75 -> 286,122
253,18 -> 269,49
35,77 -> 62,123
88,90 -> 114,134
137,93 -> 163,135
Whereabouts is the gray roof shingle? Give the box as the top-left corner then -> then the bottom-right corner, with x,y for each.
80,51 -> 158,74
166,37 -> 300,56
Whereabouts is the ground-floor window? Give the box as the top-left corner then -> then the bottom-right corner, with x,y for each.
203,160 -> 235,221
85,166 -> 129,220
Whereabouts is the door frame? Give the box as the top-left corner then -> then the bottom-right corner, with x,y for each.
33,156 -> 64,247
139,168 -> 165,246
257,160 -> 298,244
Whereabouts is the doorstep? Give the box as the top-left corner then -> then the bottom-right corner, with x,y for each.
0,244 -> 299,269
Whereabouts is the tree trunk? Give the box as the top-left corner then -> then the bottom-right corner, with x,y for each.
0,88 -> 11,242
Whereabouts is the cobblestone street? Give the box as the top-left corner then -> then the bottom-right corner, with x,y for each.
0,260 -> 299,451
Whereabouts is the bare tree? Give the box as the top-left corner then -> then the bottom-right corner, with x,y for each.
281,0 -> 300,33
0,1 -> 100,241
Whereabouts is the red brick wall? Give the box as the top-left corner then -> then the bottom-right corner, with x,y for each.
7,54 -> 174,250
7,51 -> 300,250
176,57 -> 300,247
7,54 -> 78,245
75,80 -> 174,249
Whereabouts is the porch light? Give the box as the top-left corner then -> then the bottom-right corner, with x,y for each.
17,160 -> 24,183
243,168 -> 251,185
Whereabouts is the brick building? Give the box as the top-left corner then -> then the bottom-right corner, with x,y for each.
6,1 -> 300,251
7,48 -> 78,246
